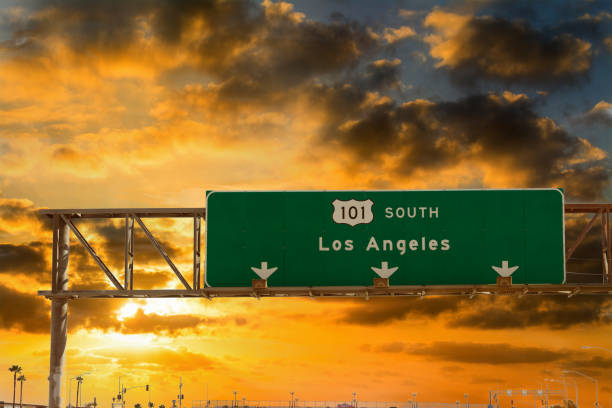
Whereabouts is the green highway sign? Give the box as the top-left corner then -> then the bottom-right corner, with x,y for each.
205,189 -> 565,287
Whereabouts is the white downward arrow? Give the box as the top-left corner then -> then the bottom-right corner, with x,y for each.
250,261 -> 278,280
371,261 -> 399,279
491,260 -> 519,277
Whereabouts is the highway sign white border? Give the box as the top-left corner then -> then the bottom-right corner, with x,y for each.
204,188 -> 566,287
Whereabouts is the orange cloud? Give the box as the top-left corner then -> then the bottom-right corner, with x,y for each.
93,345 -> 218,372
51,145 -> 106,178
383,26 -> 416,44
310,88 -> 608,199
573,100 -> 612,128
424,9 -> 592,83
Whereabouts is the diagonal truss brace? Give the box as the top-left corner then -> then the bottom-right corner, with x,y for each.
602,208 -> 610,284
60,215 -> 124,290
133,215 -> 192,290
566,210 -> 600,262
125,216 -> 134,290
193,216 -> 201,290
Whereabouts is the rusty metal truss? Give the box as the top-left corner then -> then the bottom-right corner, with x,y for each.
37,203 -> 612,408
37,204 -> 612,300
565,204 -> 612,284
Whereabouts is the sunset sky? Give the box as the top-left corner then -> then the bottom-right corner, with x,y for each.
1,0 -> 612,407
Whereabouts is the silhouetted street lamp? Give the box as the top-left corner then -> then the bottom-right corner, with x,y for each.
582,346 -> 612,355
68,372 -> 90,408
563,370 -> 598,408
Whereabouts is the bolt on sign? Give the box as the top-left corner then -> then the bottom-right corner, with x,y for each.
205,189 -> 565,287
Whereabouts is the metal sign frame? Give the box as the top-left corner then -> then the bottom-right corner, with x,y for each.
37,204 -> 612,299
37,203 -> 612,408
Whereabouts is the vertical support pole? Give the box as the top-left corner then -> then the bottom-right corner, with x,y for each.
49,215 -> 70,408
605,208 -> 612,284
602,209 -> 609,284
125,216 -> 134,290
51,216 -> 59,293
194,215 -> 201,290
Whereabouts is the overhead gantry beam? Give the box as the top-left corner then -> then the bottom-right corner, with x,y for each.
39,208 -> 205,292
40,208 -> 205,218
38,204 -> 612,299
38,284 -> 612,299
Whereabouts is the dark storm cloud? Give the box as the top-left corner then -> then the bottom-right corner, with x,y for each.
477,0 -> 612,41
0,197 -> 50,230
450,296 -> 612,330
565,215 -> 608,283
407,341 -> 566,365
68,298 -> 123,332
564,355 -> 612,370
339,297 -> 465,325
317,90 -> 608,200
120,309 -> 208,334
227,9 -> 377,89
338,295 -> 612,330
66,241 -> 178,291
9,0 -> 378,90
365,337 -> 571,365
66,249 -> 173,290
0,198 -> 36,218
5,0 -> 152,52
362,59 -> 403,90
149,0 -> 374,88
0,242 -> 47,277
0,217 -> 182,291
71,219 -> 186,272
67,245 -> 113,290
0,285 -> 224,335
425,11 -> 593,85
151,0 -> 263,47
118,308 -> 238,335
0,283 -> 50,333
132,270 -> 172,289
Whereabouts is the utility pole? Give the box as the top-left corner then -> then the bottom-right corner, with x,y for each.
563,370 -> 599,408
49,216 -> 70,408
117,376 -> 123,405
179,377 -> 183,408
562,373 -> 568,406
